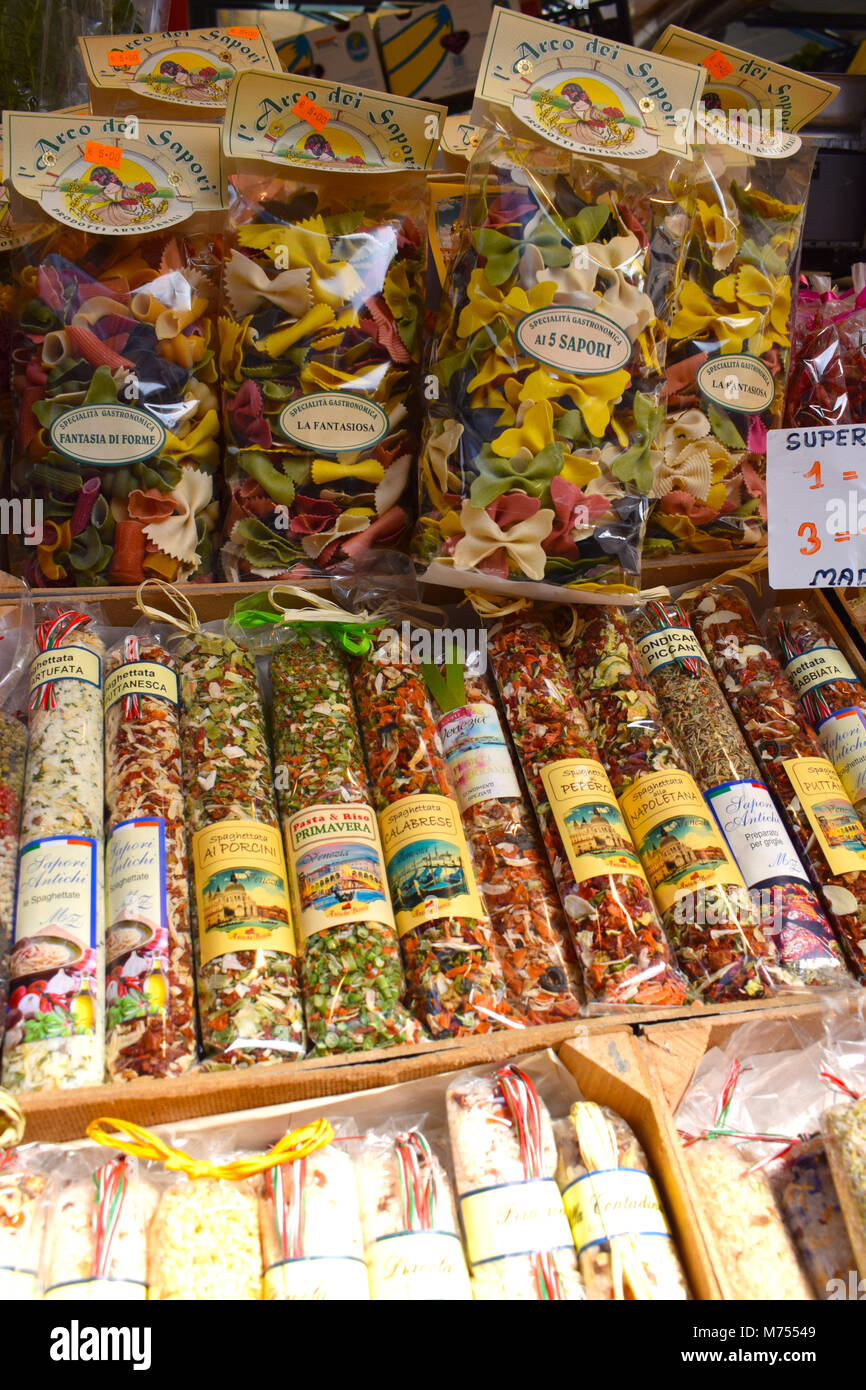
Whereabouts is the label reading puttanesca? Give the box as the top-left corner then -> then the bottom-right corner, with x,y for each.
378,795 -> 484,938
696,354 -> 776,413
104,661 -> 179,710
192,819 -> 297,965
459,1179 -> 573,1268
635,626 -> 705,676
817,708 -> 866,813
29,646 -> 101,700
44,1278 -> 147,1301
704,779 -> 810,889
0,1269 -> 38,1298
262,1255 -> 370,1301
285,803 -> 395,943
365,1231 -> 472,1301
436,703 -> 521,812
106,818 -> 169,1025
50,406 -> 166,467
279,393 -> 389,455
782,757 -> 866,877
540,758 -> 648,887
562,1168 -> 672,1257
515,308 -> 632,376
618,769 -> 745,914
784,646 -> 858,700
10,836 -> 99,1036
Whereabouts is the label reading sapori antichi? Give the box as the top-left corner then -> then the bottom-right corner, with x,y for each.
285,803 -> 395,942
104,661 -> 179,710
192,819 -> 297,964
817,708 -> 866,813
377,794 -> 484,937
782,757 -> 866,877
540,758 -> 648,888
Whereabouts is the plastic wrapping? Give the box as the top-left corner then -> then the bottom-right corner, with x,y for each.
554,1101 -> 689,1300
0,1147 -> 49,1299
784,287 -> 850,429
689,586 -> 865,984
486,616 -> 688,1009
42,1154 -> 157,1300
103,628 -> 197,1080
269,626 -> 424,1055
148,1173 -> 262,1300
775,1138 -> 856,1299
2,607 -> 106,1092
566,606 -> 769,1001
823,1098 -> 866,1250
176,626 -> 305,1066
629,599 -> 838,990
0,580 -> 32,1047
837,285 -> 866,424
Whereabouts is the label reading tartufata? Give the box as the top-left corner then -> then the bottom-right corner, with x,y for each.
436,703 -> 521,813
540,758 -> 648,887
29,646 -> 101,700
784,646 -> 858,700
263,1255 -> 370,1301
285,803 -> 395,943
562,1168 -> 672,1257
378,794 -> 484,938
459,1179 -> 573,1268
704,779 -> 810,889
104,661 -> 179,710
192,819 -> 297,964
365,1231 -> 472,1301
782,757 -> 866,877
817,708 -> 866,814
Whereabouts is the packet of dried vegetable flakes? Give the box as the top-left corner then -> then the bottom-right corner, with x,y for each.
413,12 -> 707,599
218,71 -> 443,581
3,111 -> 225,587
646,29 -> 837,558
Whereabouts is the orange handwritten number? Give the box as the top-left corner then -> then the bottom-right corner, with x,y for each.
804,460 -> 822,489
798,522 -> 821,556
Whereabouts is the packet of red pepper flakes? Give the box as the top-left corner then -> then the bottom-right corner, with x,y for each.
784,277 -> 851,429
413,11 -> 708,601
647,29 -> 837,559
3,110 -> 226,588
218,70 -> 444,582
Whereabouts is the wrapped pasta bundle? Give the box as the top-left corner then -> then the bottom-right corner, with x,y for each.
447,1063 -> 584,1300
689,586 -> 865,983
823,1098 -> 866,1260
555,1101 -> 689,1300
270,627 -> 424,1055
104,632 -> 197,1079
0,1153 -> 48,1299
176,625 -> 305,1066
567,607 -> 770,1000
260,1137 -> 369,1300
357,1128 -> 472,1300
629,599 -> 841,989
487,617 -> 688,1008
43,1156 -> 157,1300
351,630 -> 517,1037
2,610 -> 106,1092
148,1176 -> 262,1300
775,1137 -> 856,1299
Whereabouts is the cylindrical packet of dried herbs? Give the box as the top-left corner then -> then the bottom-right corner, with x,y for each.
176,627 -> 305,1066
269,626 -> 426,1056
351,630 -> 520,1038
487,617 -> 689,1010
628,599 -> 840,991
565,607 -> 771,1002
688,585 -> 864,984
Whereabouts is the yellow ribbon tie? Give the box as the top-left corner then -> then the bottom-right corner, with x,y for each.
85,1115 -> 335,1180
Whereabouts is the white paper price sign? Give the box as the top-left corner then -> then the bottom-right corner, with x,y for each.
767,425 -> 866,588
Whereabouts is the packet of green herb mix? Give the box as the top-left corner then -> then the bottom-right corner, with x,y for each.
645,28 -> 837,559
413,12 -> 707,600
218,70 -> 444,581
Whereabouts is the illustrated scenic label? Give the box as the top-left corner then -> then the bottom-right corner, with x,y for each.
782,757 -> 866,877
618,769 -> 746,914
816,708 -> 866,816
191,819 -> 297,964
263,1255 -> 370,1301
561,1168 -> 672,1257
104,661 -> 179,711
29,646 -> 101,702
696,354 -> 776,413
365,1231 -> 472,1301
784,646 -> 858,700
516,308 -> 632,377
704,779 -> 810,889
635,626 -> 705,675
540,758 -> 648,888
79,28 -> 282,110
278,393 -> 389,454
436,702 -> 521,813
377,794 -> 484,936
105,818 -> 170,1030
50,406 -> 166,468
284,803 -> 395,942
459,1178 -> 574,1268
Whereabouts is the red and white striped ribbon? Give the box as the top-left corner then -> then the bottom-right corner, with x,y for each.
495,1064 -> 564,1302
122,634 -> 141,722
646,599 -> 704,678
30,609 -> 91,712
91,1157 -> 129,1279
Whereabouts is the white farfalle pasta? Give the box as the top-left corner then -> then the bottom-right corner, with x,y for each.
148,1176 -> 262,1301
260,1141 -> 369,1300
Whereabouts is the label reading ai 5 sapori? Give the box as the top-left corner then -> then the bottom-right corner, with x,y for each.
767,425 -> 866,589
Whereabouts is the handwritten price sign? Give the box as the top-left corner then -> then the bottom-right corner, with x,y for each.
767,426 -> 866,588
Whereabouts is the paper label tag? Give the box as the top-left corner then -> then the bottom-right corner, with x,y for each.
618,769 -> 745,913
278,393 -> 389,455
106,818 -> 169,1028
702,49 -> 735,81
79,27 -> 281,107
192,819 -> 297,964
50,406 -> 166,467
516,308 -> 632,377
785,646 -> 858,699
285,803 -> 395,942
0,1268 -> 38,1299
228,27 -> 260,41
635,626 -> 705,676
460,1178 -> 573,1267
29,646 -> 101,700
107,50 -> 141,68
263,1255 -> 370,1301
704,780 -> 810,888
561,1168 -> 671,1256
783,757 -> 866,875
696,354 -> 776,414
105,661 -> 178,710
437,702 -> 521,812
44,1278 -> 147,1301
767,426 -> 866,590
817,708 -> 866,814
540,758 -> 647,887
10,836 -> 99,1036
365,1231 -> 472,1300
378,794 -> 485,937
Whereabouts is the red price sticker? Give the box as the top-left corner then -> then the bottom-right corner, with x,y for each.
228,26 -> 260,39
83,140 -> 123,170
292,95 -> 330,132
107,49 -> 141,68
702,49 -> 735,81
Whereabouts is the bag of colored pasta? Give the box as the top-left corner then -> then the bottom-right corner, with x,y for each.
4,110 -> 225,588
219,70 -> 443,581
646,29 -> 837,558
413,12 -> 708,598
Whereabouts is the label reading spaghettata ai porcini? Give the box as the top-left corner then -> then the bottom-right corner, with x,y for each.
365,1230 -> 472,1301
44,1278 -> 147,1301
561,1168 -> 672,1257
29,646 -> 101,700
459,1179 -> 574,1268
10,835 -> 99,1033
436,702 -> 521,812
785,646 -> 858,700
285,803 -> 395,943
618,769 -> 745,914
104,661 -> 179,710
540,758 -> 648,888
263,1255 -> 370,1301
704,779 -> 810,889
635,626 -> 705,675
782,757 -> 866,877
0,1269 -> 38,1299
192,819 -> 297,965
378,794 -> 484,938
817,708 -> 866,813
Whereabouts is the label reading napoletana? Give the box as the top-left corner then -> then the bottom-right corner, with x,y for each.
704,780 -> 809,888
561,1168 -> 671,1257
104,661 -> 179,710
365,1231 -> 472,1301
459,1179 -> 573,1268
784,646 -> 858,700
436,703 -> 521,812
44,1278 -> 147,1301
516,308 -> 632,377
192,819 -> 296,965
817,708 -> 866,813
540,759 -> 647,887
11,836 -> 99,1037
285,803 -> 395,943
29,646 -> 101,700
378,795 -> 484,937
263,1256 -> 370,1301
618,769 -> 745,914
783,757 -> 866,876
635,626 -> 705,675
